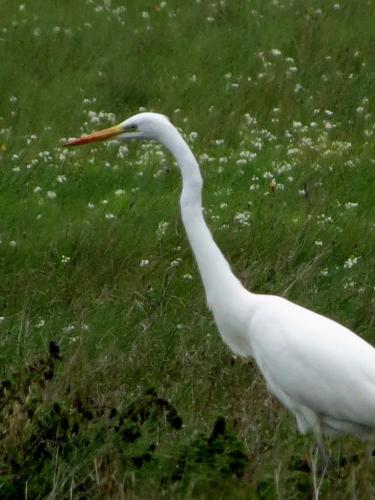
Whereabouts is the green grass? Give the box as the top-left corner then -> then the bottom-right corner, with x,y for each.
1,0 -> 375,497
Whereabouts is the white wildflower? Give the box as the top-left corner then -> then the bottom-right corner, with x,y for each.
156,221 -> 169,239
234,211 -> 251,226
62,324 -> 75,333
47,190 -> 57,199
236,159 -> 247,166
270,48 -> 282,57
344,202 -> 358,209
324,119 -> 333,129
317,214 -> 333,225
343,256 -> 360,269
270,179 -> 277,190
263,171 -> 274,179
118,145 -> 129,159
170,258 -> 182,267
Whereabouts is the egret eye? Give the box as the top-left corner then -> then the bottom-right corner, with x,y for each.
125,125 -> 138,132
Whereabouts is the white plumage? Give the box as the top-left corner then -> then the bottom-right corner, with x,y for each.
65,112 -> 375,450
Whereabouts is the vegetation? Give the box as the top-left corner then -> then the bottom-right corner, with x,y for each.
0,0 -> 374,497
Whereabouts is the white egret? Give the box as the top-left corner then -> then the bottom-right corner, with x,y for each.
65,112 -> 375,453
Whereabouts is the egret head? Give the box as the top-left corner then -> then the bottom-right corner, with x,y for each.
64,112 -> 173,147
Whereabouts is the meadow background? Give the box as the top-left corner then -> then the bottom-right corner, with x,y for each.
1,0 -> 375,498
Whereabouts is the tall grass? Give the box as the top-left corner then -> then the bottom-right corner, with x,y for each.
1,0 -> 375,497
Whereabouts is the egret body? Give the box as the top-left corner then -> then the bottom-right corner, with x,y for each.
65,112 -> 375,450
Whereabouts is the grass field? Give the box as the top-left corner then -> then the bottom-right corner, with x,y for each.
1,0 -> 375,497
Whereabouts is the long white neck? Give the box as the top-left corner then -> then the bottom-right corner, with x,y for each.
160,127 -> 246,309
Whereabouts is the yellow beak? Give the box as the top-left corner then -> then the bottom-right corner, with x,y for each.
63,124 -> 124,147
